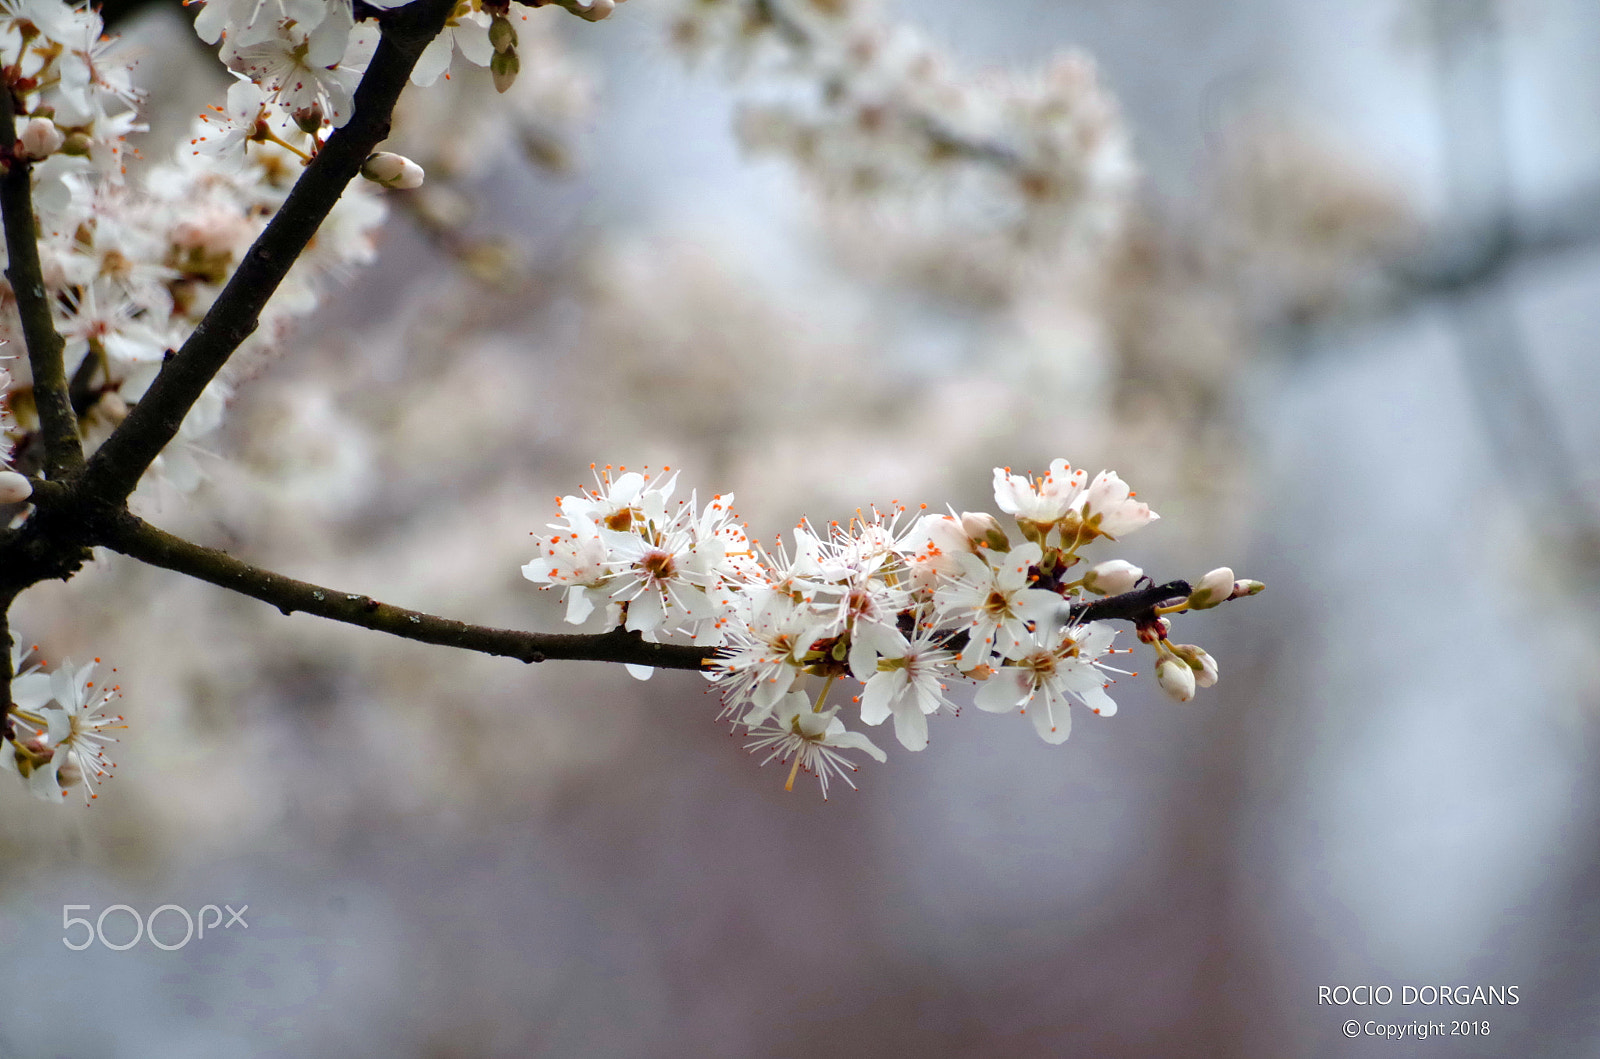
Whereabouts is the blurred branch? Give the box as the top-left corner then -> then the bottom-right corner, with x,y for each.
1423,0 -> 1600,567
0,87 -> 84,480
751,0 -> 1027,172
77,0 -> 457,506
1391,186 -> 1600,300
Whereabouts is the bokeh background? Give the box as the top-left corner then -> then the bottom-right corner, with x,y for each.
4,0 -> 1600,1055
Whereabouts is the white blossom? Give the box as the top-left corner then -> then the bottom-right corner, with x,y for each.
744,692 -> 886,799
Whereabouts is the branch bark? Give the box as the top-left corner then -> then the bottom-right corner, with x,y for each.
0,87 -> 84,480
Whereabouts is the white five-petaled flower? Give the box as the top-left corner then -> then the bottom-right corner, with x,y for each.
1063,470 -> 1158,542
224,5 -> 362,127
563,466 -> 679,535
744,692 -> 886,799
411,3 -> 494,87
4,658 -> 124,802
712,589 -> 828,724
974,621 -> 1119,743
522,529 -> 613,624
857,618 -> 959,751
934,541 -> 1061,669
992,458 -> 1088,528
600,497 -> 725,637
192,75 -> 273,163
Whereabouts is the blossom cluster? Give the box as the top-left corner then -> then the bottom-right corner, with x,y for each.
0,0 -> 634,493
0,0 -> 389,490
671,0 -> 1133,255
1,644 -> 123,803
523,460 -> 1261,797
196,0 -> 628,128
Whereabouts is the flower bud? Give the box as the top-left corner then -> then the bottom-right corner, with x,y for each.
959,511 -> 1009,552
489,14 -> 518,53
361,151 -> 424,190
1232,579 -> 1265,599
1168,643 -> 1218,688
61,131 -> 93,156
1156,656 -> 1195,702
55,758 -> 82,789
1082,559 -> 1142,595
293,104 -> 326,136
1186,566 -> 1234,610
18,117 -> 64,160
0,470 -> 33,503
491,49 -> 520,93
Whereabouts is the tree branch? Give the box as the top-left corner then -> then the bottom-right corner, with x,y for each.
0,87 -> 84,480
76,0 -> 456,505
1071,579 -> 1192,624
88,505 -> 723,671
0,596 -> 14,743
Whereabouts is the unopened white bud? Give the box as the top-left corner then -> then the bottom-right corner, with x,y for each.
569,0 -> 614,20
1169,643 -> 1218,688
1232,578 -> 1265,599
0,470 -> 33,503
55,758 -> 83,789
361,152 -> 424,190
1083,559 -> 1142,595
1186,566 -> 1234,610
18,117 -> 64,160
1156,656 -> 1195,702
959,511 -> 1009,552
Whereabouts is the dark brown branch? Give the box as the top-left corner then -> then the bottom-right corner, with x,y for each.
1070,579 -> 1192,625
0,88 -> 84,480
0,595 -> 14,742
89,505 -> 721,671
76,0 -> 457,505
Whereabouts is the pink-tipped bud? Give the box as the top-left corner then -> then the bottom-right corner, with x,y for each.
1186,566 -> 1234,610
361,152 -> 425,190
0,470 -> 32,503
1156,656 -> 1195,702
18,117 -> 64,160
1083,559 -> 1142,595
1232,578 -> 1265,599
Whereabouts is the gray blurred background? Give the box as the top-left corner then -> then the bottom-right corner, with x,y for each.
3,0 -> 1599,1055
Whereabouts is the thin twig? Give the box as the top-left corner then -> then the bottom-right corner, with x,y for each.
0,87 -> 84,480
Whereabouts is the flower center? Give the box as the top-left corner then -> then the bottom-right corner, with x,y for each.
640,549 -> 676,583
